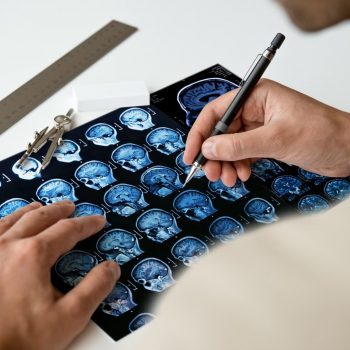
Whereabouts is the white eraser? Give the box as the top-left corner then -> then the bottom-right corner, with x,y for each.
72,81 -> 150,112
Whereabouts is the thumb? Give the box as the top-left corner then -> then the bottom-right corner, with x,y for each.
202,126 -> 274,161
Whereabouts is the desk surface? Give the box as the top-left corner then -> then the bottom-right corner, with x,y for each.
1,0 -> 350,348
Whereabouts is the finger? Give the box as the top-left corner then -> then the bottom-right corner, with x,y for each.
59,261 -> 120,331
202,160 -> 221,182
6,201 -> 75,239
234,159 -> 252,182
39,215 -> 106,265
0,202 -> 42,236
221,161 -> 238,187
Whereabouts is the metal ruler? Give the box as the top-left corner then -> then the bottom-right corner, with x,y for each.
0,20 -> 137,134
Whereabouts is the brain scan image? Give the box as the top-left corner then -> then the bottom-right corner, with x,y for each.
72,202 -> 110,226
208,179 -> 249,202
209,216 -> 244,243
298,195 -> 329,214
244,198 -> 278,224
12,157 -> 41,180
136,209 -> 181,243
129,313 -> 155,332
175,151 -> 205,178
298,169 -> 328,185
171,236 -> 209,266
55,250 -> 98,287
146,127 -> 185,155
173,190 -> 217,221
251,159 -> 284,181
96,229 -> 143,265
119,107 -> 155,131
272,175 -> 310,201
141,166 -> 182,197
131,258 -> 175,293
111,143 -> 152,172
75,161 -> 116,190
36,179 -> 78,204
104,184 -> 149,217
53,139 -> 82,163
85,123 -> 118,146
100,282 -> 137,317
177,78 -> 238,127
324,179 -> 350,201
0,198 -> 29,219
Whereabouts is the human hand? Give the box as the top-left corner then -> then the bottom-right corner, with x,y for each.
184,79 -> 350,186
0,201 -> 120,350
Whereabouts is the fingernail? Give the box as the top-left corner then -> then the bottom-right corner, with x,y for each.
202,140 -> 216,158
107,261 -> 121,279
30,201 -> 42,208
57,200 -> 74,206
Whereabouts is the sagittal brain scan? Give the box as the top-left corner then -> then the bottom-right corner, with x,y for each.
298,169 -> 328,185
75,161 -> 116,190
55,250 -> 98,287
129,313 -> 155,332
208,179 -> 249,202
72,202 -> 110,226
53,139 -> 82,163
177,78 -> 238,127
209,216 -> 244,243
171,236 -> 209,266
0,198 -> 29,219
141,166 -> 182,197
298,195 -> 329,214
324,179 -> 350,201
12,157 -> 41,180
119,107 -> 155,131
251,159 -> 284,181
96,229 -> 143,265
173,190 -> 217,221
146,127 -> 185,155
244,198 -> 278,224
100,283 -> 137,317
85,123 -> 118,146
136,209 -> 181,243
104,184 -> 149,217
111,143 -> 152,172
272,175 -> 310,201
131,258 -> 175,293
176,151 -> 205,178
36,179 -> 78,204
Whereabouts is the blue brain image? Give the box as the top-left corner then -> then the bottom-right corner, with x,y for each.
298,195 -> 329,214
324,179 -> 350,201
141,166 -> 182,197
96,229 -> 143,265
55,250 -> 97,287
146,127 -> 185,155
177,78 -> 238,127
36,179 -> 78,204
298,169 -> 328,185
176,151 -> 205,178
173,190 -> 217,221
244,198 -> 278,224
53,139 -> 82,163
0,198 -> 29,219
111,143 -> 152,172
119,107 -> 155,131
136,209 -> 181,243
208,179 -> 249,202
104,184 -> 149,217
12,157 -> 41,180
100,282 -> 137,317
131,258 -> 175,293
129,313 -> 155,332
85,123 -> 118,146
251,159 -> 284,181
72,202 -> 110,227
272,175 -> 310,201
75,160 -> 116,190
209,216 -> 244,243
171,236 -> 209,266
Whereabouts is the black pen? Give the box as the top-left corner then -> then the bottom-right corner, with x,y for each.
183,33 -> 286,187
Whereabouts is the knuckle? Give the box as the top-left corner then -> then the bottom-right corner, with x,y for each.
229,135 -> 244,159
23,208 -> 51,222
58,218 -> 81,232
18,238 -> 45,258
67,298 -> 86,320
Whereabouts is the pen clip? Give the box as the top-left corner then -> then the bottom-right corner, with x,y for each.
239,54 -> 262,87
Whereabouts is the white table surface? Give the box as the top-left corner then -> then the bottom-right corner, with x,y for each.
1,0 -> 350,348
